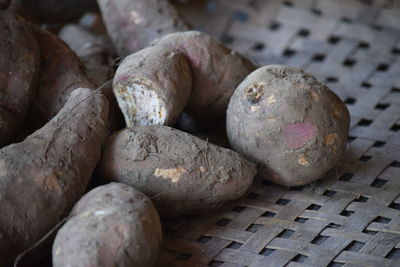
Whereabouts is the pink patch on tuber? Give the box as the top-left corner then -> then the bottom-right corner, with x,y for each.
117,74 -> 130,82
282,120 -> 316,149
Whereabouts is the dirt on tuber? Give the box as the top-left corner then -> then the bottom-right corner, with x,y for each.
53,183 -> 162,267
97,126 -> 257,217
227,65 -> 350,187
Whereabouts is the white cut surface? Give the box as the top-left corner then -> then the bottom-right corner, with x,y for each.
114,83 -> 167,127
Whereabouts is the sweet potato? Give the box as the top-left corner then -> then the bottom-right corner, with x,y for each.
226,65 -> 350,187
96,0 -> 190,56
31,26 -> 94,125
97,126 -> 257,217
153,31 -> 256,124
58,24 -> 124,132
53,183 -> 162,267
0,9 -> 40,146
113,45 -> 192,127
0,88 -> 109,266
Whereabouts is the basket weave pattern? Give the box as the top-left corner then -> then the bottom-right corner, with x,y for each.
159,1 -> 400,266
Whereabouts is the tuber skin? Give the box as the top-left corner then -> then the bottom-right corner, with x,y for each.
97,126 -> 257,217
0,9 -> 40,146
113,45 -> 192,127
53,183 -> 162,267
227,65 -> 350,187
0,88 -> 109,266
31,26 -> 94,125
96,0 -> 190,56
153,31 -> 257,125
59,24 -> 124,132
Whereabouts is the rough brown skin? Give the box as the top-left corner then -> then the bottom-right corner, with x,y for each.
0,9 -> 40,146
31,26 -> 94,125
12,0 -> 97,23
96,0 -> 190,56
58,24 -> 124,132
0,88 -> 109,266
53,183 -> 162,267
227,65 -> 350,187
97,126 -> 257,217
152,31 -> 257,124
113,45 -> 192,127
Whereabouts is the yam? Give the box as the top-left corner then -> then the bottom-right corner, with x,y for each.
153,31 -> 256,123
53,183 -> 162,267
0,9 -> 40,146
97,126 -> 256,217
226,65 -> 350,187
0,88 -> 109,266
96,0 -> 190,56
113,45 -> 192,127
31,26 -> 94,125
59,24 -> 124,132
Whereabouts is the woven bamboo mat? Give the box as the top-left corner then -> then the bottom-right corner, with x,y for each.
158,0 -> 400,266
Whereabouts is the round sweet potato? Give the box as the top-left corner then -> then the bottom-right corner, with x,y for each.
97,126 -> 257,217
153,31 -> 256,124
113,45 -> 192,127
53,183 -> 162,267
227,65 -> 350,187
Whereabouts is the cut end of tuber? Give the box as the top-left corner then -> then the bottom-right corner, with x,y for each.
114,82 -> 167,127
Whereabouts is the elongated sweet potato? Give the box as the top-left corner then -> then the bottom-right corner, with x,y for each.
97,0 -> 190,56
31,26 -> 94,125
0,88 -> 109,266
58,24 -> 124,132
53,183 -> 162,267
97,126 -> 256,217
113,45 -> 192,127
227,65 -> 350,187
153,31 -> 256,124
0,9 -> 40,146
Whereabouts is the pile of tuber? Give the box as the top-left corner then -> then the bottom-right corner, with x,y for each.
0,88 -> 109,266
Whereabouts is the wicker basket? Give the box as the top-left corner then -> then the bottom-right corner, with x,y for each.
158,0 -> 400,266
